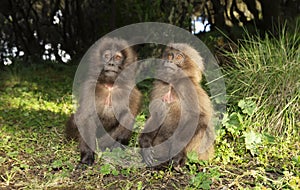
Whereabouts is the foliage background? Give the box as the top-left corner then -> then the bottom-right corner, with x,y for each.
0,0 -> 299,64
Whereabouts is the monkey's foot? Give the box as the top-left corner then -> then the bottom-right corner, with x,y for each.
141,147 -> 154,167
170,151 -> 186,167
80,151 -> 95,166
75,163 -> 89,170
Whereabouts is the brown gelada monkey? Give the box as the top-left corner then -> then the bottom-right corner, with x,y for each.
139,43 -> 215,168
65,37 -> 142,166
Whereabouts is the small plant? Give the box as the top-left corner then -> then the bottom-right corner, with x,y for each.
218,99 -> 256,139
243,130 -> 262,156
100,163 -> 117,176
186,152 -> 220,189
190,172 -> 212,190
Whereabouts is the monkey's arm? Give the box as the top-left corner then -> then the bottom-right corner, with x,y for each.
76,112 -> 98,166
76,81 -> 98,165
139,115 -> 164,166
139,124 -> 158,148
139,98 -> 169,166
139,129 -> 158,166
139,98 -> 168,148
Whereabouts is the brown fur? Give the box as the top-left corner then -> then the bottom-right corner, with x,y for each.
65,37 -> 142,166
139,43 -> 215,167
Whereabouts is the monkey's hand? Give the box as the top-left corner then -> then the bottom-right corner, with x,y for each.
141,147 -> 154,167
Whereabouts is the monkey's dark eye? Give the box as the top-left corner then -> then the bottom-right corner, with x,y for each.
176,53 -> 184,61
104,54 -> 110,59
167,53 -> 174,61
174,53 -> 185,66
103,50 -> 112,62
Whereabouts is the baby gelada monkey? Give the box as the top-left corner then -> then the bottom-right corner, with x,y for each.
65,37 -> 142,166
139,43 -> 215,167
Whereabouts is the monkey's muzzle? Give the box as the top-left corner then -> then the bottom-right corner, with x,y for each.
163,61 -> 178,73
104,70 -> 118,76
104,65 -> 119,77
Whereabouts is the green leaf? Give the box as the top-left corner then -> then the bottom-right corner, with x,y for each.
243,130 -> 262,156
190,172 -> 212,189
121,168 -> 131,176
137,181 -> 143,190
200,180 -> 212,190
51,160 -> 63,169
111,169 -> 119,176
263,133 -> 275,143
292,156 -> 300,165
100,164 -> 111,176
238,99 -> 256,116
0,156 -> 6,164
222,112 -> 244,136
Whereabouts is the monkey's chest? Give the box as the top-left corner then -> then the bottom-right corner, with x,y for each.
99,106 -> 115,118
95,95 -> 118,128
97,106 -> 118,129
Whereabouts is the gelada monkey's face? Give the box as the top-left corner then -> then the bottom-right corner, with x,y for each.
101,48 -> 125,79
162,48 -> 185,73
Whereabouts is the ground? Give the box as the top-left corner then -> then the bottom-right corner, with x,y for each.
0,61 -> 299,189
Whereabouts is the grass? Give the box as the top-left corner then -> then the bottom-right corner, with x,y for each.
223,22 -> 300,136
0,26 -> 299,189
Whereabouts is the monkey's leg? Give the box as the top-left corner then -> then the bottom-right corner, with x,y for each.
97,125 -> 132,150
113,125 -> 133,145
170,112 -> 200,167
170,149 -> 186,167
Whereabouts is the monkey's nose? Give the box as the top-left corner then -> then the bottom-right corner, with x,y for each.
107,61 -> 115,66
164,60 -> 173,66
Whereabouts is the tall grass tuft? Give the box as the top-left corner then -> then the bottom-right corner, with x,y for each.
224,21 -> 300,136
